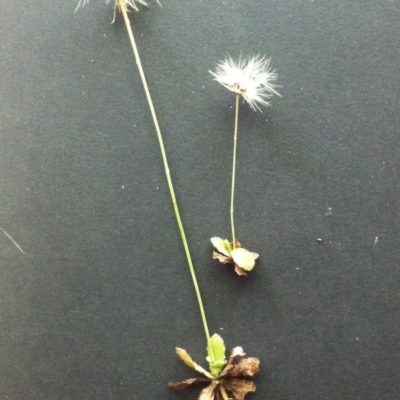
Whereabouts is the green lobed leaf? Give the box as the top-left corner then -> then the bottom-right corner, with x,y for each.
207,333 -> 227,376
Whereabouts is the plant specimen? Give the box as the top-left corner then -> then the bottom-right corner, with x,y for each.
209,55 -> 280,276
170,343 -> 260,400
76,2 -> 259,399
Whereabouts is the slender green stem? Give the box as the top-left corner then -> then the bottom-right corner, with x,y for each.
230,93 -> 240,249
119,1 -> 212,347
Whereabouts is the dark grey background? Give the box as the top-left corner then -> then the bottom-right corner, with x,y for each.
1,0 -> 399,399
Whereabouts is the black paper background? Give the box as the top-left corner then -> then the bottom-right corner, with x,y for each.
1,0 -> 399,399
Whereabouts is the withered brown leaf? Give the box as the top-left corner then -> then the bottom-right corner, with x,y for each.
224,379 -> 256,400
212,251 -> 232,265
230,357 -> 260,377
169,377 -> 209,391
198,380 -> 219,400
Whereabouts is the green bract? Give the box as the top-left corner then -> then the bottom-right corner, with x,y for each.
231,248 -> 256,272
207,334 -> 227,376
210,237 -> 232,257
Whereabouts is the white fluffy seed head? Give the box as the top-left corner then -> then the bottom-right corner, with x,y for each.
210,55 -> 280,111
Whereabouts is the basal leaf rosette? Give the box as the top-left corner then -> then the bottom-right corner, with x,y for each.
170,335 -> 260,400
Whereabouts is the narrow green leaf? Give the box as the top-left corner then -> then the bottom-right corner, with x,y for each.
207,333 -> 227,376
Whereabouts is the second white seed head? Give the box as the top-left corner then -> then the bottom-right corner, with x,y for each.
210,55 -> 280,111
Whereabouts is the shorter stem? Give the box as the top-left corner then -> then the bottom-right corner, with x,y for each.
220,386 -> 230,400
230,93 -> 240,249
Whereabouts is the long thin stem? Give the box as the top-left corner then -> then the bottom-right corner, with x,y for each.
230,93 -> 240,249
118,1 -> 212,347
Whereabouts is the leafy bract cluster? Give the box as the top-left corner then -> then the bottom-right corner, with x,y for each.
211,237 -> 259,277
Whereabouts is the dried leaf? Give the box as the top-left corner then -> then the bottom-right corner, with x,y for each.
175,347 -> 213,379
230,357 -> 260,377
212,251 -> 233,264
198,380 -> 219,400
231,347 -> 246,358
220,347 -> 245,377
176,347 -> 195,369
231,248 -> 257,272
207,333 -> 227,376
169,377 -> 209,391
211,237 -> 232,257
224,379 -> 256,400
234,265 -> 248,277
220,347 -> 247,377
